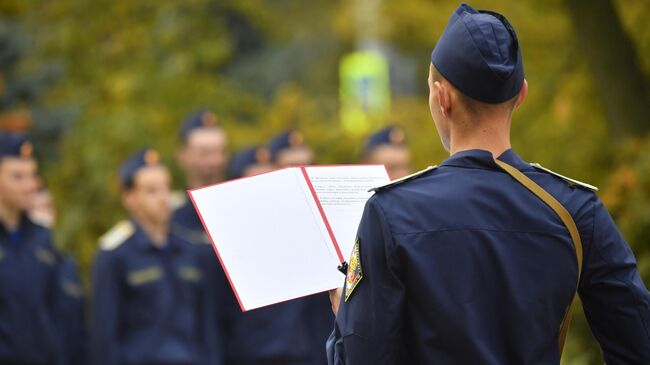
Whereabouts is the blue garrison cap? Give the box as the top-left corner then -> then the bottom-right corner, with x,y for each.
119,148 -> 162,188
0,133 -> 34,159
179,110 -> 220,142
228,146 -> 271,179
431,3 -> 524,104
364,126 -> 407,154
268,130 -> 306,162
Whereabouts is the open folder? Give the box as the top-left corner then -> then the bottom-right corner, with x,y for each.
188,165 -> 390,311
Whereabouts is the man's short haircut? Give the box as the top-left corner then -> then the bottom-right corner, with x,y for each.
431,64 -> 518,117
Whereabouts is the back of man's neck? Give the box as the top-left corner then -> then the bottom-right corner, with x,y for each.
449,117 -> 512,158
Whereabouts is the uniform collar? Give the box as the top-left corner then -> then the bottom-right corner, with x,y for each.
441,148 -> 530,171
129,218 -> 179,253
0,213 -> 35,237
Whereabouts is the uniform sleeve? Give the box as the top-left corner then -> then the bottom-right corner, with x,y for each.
91,251 -> 121,365
328,197 -> 405,365
579,197 -> 650,364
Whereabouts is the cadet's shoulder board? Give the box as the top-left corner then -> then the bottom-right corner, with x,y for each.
530,163 -> 598,192
99,220 -> 135,251
345,237 -> 363,302
369,165 -> 438,193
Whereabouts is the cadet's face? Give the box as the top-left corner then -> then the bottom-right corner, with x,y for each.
275,147 -> 314,167
0,158 -> 38,212
428,65 -> 451,152
367,146 -> 411,180
125,166 -> 171,225
180,128 -> 228,185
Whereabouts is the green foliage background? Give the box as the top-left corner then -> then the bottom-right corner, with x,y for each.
1,1 -> 649,363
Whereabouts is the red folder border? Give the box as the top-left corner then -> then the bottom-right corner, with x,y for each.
187,164 -> 388,311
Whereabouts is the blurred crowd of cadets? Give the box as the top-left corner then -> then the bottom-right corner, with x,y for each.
0,0 -> 649,363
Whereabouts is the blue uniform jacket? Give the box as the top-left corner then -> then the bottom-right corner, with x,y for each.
91,219 -> 218,365
223,294 -> 333,365
173,198 -> 334,365
56,255 -> 87,365
0,214 -> 63,364
327,149 -> 650,365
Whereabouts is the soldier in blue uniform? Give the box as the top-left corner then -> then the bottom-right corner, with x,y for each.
91,148 -> 219,365
362,126 -> 411,180
223,144 -> 332,365
327,3 -> 650,365
29,181 -> 87,365
172,110 -> 231,364
0,133 -> 63,364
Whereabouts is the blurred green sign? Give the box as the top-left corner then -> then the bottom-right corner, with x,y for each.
339,51 -> 390,135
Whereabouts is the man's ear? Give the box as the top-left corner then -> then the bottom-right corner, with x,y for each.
435,81 -> 451,118
514,79 -> 528,110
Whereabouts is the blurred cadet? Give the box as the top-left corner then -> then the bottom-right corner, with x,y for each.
173,110 -> 228,258
268,130 -> 314,167
0,133 -> 63,364
227,146 -> 275,179
91,148 -> 219,365
223,146 -> 332,365
362,126 -> 411,180
172,110 -> 230,364
28,179 -> 88,365
176,110 -> 229,191
328,3 -> 650,365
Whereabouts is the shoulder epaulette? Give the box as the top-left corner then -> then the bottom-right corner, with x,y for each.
170,190 -> 188,211
99,220 -> 134,250
369,165 -> 438,192
530,163 -> 598,192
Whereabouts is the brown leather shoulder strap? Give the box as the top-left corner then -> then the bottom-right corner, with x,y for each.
494,159 -> 582,358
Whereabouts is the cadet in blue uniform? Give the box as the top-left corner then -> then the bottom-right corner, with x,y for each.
328,3 -> 650,365
91,148 -> 218,365
172,111 -> 231,364
0,133 -> 63,364
173,110 -> 229,242
29,182 -> 88,365
363,126 -> 411,180
224,144 -> 332,365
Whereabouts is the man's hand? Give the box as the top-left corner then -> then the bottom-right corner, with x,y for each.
329,287 -> 343,315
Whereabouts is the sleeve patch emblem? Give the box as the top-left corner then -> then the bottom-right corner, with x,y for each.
345,237 -> 363,302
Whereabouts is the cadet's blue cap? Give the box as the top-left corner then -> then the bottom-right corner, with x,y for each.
228,146 -> 271,179
268,131 -> 306,162
431,3 -> 524,104
0,133 -> 34,159
119,148 -> 162,188
364,126 -> 406,154
179,110 -> 220,142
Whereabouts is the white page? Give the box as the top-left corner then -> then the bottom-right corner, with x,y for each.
305,165 -> 390,261
189,167 -> 342,311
